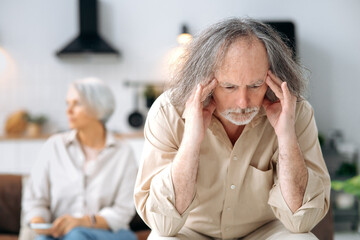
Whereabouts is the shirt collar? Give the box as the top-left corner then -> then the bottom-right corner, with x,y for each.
65,130 -> 77,146
104,132 -> 117,148
64,129 -> 116,148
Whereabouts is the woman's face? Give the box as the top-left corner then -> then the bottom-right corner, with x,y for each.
66,86 -> 98,130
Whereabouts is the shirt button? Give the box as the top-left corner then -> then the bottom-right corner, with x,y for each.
225,227 -> 230,231
233,155 -> 238,161
230,184 -> 236,190
227,207 -> 231,211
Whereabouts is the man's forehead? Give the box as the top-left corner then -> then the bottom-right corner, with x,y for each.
216,68 -> 268,86
215,38 -> 269,85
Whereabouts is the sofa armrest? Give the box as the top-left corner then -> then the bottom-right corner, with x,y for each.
0,174 -> 22,235
311,205 -> 334,240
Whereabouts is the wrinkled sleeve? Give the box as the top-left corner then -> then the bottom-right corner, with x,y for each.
134,98 -> 196,237
268,101 -> 331,233
22,138 -> 53,224
99,144 -> 138,231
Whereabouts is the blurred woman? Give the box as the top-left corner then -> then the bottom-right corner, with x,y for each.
21,78 -> 137,240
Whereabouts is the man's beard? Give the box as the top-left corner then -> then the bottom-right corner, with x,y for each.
220,107 -> 259,125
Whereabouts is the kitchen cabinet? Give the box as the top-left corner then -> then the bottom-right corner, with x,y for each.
0,139 -> 44,174
0,134 -> 144,174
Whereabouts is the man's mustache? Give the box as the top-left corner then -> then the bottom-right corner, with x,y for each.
223,107 -> 259,114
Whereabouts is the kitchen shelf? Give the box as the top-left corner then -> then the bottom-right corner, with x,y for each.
0,131 -> 143,141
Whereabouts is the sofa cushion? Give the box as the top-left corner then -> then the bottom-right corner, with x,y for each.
0,175 -> 22,234
129,212 -> 149,232
0,234 -> 18,240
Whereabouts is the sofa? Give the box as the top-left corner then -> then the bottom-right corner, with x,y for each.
0,174 -> 150,240
0,174 -> 333,240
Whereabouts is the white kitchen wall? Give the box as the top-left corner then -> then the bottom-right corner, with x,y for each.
0,0 -> 360,148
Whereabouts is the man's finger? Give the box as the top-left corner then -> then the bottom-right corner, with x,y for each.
281,82 -> 296,112
204,98 -> 216,114
268,71 -> 283,86
200,79 -> 217,102
193,84 -> 203,107
187,86 -> 197,104
266,76 -> 283,100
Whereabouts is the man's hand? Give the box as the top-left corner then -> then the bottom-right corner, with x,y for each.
262,70 -> 308,213
183,79 -> 217,146
172,78 -> 217,214
262,70 -> 297,139
50,215 -> 83,238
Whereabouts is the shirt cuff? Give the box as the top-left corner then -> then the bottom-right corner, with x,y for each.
268,168 -> 327,232
268,168 -> 325,212
98,208 -> 130,232
25,208 -> 51,224
148,164 -> 198,219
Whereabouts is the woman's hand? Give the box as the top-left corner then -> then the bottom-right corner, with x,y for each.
50,215 -> 83,238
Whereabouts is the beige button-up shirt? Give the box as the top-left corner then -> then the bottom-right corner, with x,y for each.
23,130 -> 138,231
134,92 -> 330,239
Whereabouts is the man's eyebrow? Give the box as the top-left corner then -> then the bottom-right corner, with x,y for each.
219,81 -> 236,86
248,79 -> 265,86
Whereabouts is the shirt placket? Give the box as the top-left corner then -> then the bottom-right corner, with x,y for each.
70,140 -> 87,217
79,148 -> 87,216
221,150 -> 240,239
84,147 -> 108,215
219,126 -> 255,239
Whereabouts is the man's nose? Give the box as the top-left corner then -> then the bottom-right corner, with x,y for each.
236,88 -> 249,109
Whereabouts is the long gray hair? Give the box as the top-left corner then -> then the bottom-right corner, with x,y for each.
168,18 -> 308,106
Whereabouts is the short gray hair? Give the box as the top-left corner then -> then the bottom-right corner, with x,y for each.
71,77 -> 115,124
168,17 -> 308,106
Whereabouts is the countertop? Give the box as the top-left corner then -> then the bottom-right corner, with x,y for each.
0,131 -> 144,141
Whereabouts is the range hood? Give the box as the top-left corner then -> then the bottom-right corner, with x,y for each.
56,0 -> 119,56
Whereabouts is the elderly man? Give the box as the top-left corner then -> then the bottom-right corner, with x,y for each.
134,18 -> 330,240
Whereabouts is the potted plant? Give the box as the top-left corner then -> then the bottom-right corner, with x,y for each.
332,175 -> 360,200
331,162 -> 358,210
143,84 -> 160,108
26,114 -> 47,137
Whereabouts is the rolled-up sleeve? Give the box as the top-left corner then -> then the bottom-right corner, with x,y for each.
134,96 -> 196,236
145,164 -> 197,236
268,101 -> 331,233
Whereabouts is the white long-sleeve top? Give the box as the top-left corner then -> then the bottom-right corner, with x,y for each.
22,130 -> 138,232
